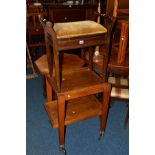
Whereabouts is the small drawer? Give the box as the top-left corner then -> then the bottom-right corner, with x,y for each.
58,34 -> 107,50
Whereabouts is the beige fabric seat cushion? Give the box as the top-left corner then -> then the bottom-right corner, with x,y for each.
53,20 -> 107,39
108,76 -> 129,99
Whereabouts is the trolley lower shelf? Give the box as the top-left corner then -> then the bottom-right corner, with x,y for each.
44,95 -> 102,128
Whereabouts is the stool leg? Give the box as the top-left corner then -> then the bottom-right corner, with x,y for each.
88,47 -> 94,70
46,76 -> 52,102
98,83 -> 111,140
57,95 -> 66,154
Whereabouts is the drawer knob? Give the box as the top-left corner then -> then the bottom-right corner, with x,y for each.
79,40 -> 84,45
64,17 -> 67,20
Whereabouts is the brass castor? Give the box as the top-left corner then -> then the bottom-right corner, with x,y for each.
59,145 -> 67,155
98,131 -> 104,140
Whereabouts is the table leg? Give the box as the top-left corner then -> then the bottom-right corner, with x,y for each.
99,83 -> 111,140
57,95 -> 66,152
46,76 -> 52,102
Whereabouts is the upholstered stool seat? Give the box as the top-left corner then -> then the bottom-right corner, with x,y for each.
108,76 -> 129,99
35,20 -> 107,76
53,20 -> 107,39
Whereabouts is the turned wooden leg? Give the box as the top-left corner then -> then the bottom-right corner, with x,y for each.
99,83 -> 111,140
57,95 -> 66,153
81,48 -> 86,60
88,47 -> 94,70
45,76 -> 52,102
